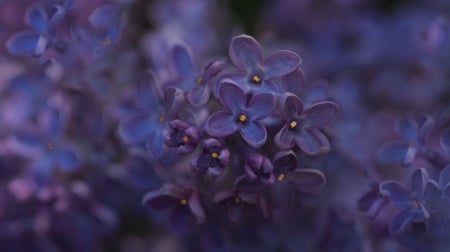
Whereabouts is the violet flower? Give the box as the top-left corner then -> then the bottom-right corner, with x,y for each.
269,150 -> 326,220
216,34 -> 301,95
190,138 -> 230,177
235,153 -> 275,193
380,168 -> 430,235
274,93 -> 338,155
142,183 -> 206,230
205,80 -> 274,148
376,115 -> 435,165
164,44 -> 225,107
164,119 -> 202,155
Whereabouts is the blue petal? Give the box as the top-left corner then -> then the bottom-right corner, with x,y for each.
53,147 -> 79,171
379,181 -> 413,207
240,122 -> 267,148
146,127 -> 166,159
172,45 -> 197,79
118,114 -> 159,144
26,5 -> 48,33
6,31 -> 40,54
375,140 -> 408,164
389,208 -> 414,235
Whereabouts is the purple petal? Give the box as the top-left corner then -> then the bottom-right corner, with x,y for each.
379,181 -> 413,207
273,150 -> 297,172
164,87 -> 186,114
142,191 -> 177,209
367,197 -> 388,219
146,127 -> 165,158
227,202 -> 245,223
205,111 -> 238,137
375,140 -> 409,164
281,94 -> 304,120
235,175 -> 270,193
89,4 -> 121,32
26,5 -> 48,33
287,169 -> 326,192
425,181 -> 443,205
294,129 -> 331,155
171,44 -> 197,77
54,148 -> 79,171
247,93 -> 274,121
118,114 -> 157,144
274,125 -> 296,149
270,182 -> 294,220
303,101 -> 339,128
282,68 -> 305,95
135,73 -> 161,110
6,31 -> 40,54
229,35 -> 262,72
169,204 -> 195,232
439,165 -> 450,188
398,117 -> 418,141
440,128 -> 450,152
264,50 -> 301,79
203,60 -> 225,81
214,188 -> 237,204
188,191 -> 206,224
389,208 -> 414,235
411,168 -> 429,197
219,81 -> 246,113
417,115 -> 435,143
240,122 -> 267,148
186,85 -> 210,107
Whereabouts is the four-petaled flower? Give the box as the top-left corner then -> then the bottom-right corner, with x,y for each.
190,138 -> 230,177
235,153 -> 275,193
380,168 -> 430,235
275,93 -> 338,155
164,119 -> 202,155
216,34 -> 301,96
205,80 -> 274,148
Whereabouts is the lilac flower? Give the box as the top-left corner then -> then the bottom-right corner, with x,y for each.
164,44 -> 225,107
164,119 -> 202,155
142,183 -> 206,230
118,73 -> 184,158
205,81 -> 274,148
274,93 -> 338,155
190,138 -> 230,177
6,3 -> 66,56
216,34 -> 301,95
235,153 -> 275,193
376,115 -> 435,165
379,168 -> 430,235
268,150 -> 326,220
214,187 -> 268,223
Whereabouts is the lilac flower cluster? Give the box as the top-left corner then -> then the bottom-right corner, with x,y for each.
2,0 -> 450,251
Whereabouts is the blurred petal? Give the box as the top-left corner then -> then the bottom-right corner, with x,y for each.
118,114 -> 157,144
142,191 -> 177,209
380,181 -> 413,206
389,209 -> 414,235
411,168 -> 429,197
270,182 -> 294,220
169,204 -> 194,232
287,169 -> 326,192
219,81 -> 246,113
273,150 -> 297,172
274,125 -> 296,149
303,101 -> 339,128
205,111 -> 238,137
240,122 -> 267,148
89,4 -> 121,30
399,117 -> 418,141
54,148 -> 79,171
146,127 -> 165,158
227,203 -> 245,223
264,50 -> 301,79
247,93 -> 274,120
439,165 -> 450,188
294,129 -> 330,155
235,175 -> 270,193
171,45 -> 197,77
281,94 -> 304,120
375,140 -> 409,164
229,35 -> 262,71
188,191 -> 206,224
6,31 -> 40,54
417,115 -> 435,144
282,69 -> 304,95
186,85 -> 210,107
440,128 -> 450,152
26,5 -> 48,33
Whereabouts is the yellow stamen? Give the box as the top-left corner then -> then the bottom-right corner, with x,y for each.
211,152 -> 219,159
159,115 -> 165,123
252,75 -> 261,84
277,173 -> 285,182
235,197 -> 240,203
196,76 -> 203,85
238,113 -> 247,122
103,39 -> 112,46
181,135 -> 189,143
47,142 -> 54,151
408,140 -> 414,147
180,199 -> 188,205
411,201 -> 418,208
289,121 -> 298,129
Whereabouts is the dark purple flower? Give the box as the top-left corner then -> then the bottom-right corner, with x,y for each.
380,168 -> 430,235
274,93 -> 338,155
118,73 -> 184,158
214,187 -> 268,223
269,150 -> 326,220
164,119 -> 202,155
142,183 -> 206,230
216,34 -> 301,95
205,81 -> 274,148
190,138 -> 230,177
235,153 -> 275,193
164,44 -> 224,107
376,115 -> 435,165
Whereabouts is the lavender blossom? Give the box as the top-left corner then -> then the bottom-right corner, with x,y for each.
190,138 -> 230,177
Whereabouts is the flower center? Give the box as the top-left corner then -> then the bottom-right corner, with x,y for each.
277,173 -> 285,182
181,135 -> 190,143
211,152 -> 219,159
196,76 -> 203,85
411,200 -> 419,208
234,197 -> 241,203
408,140 -> 414,147
47,142 -> 54,151
103,39 -> 112,46
180,199 -> 188,205
289,120 -> 298,129
159,115 -> 165,123
251,75 -> 261,84
238,113 -> 248,123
